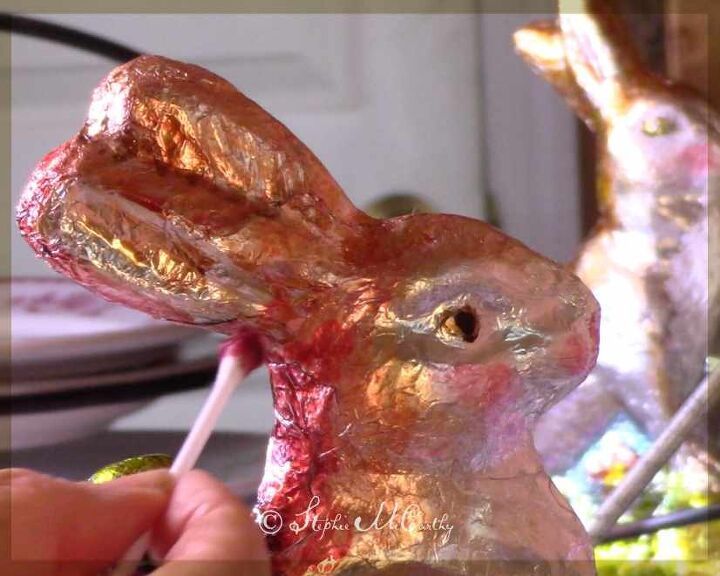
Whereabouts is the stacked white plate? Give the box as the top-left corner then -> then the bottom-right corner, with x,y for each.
4,277 -> 219,450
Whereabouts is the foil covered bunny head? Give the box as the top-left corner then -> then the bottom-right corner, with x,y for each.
515,0 -> 720,471
18,55 -> 599,575
514,0 -> 720,215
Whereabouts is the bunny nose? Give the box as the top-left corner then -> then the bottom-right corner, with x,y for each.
554,307 -> 600,377
547,276 -> 600,380
526,269 -> 600,378
521,267 -> 595,330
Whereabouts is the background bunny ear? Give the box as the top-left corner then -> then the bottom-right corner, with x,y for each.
513,20 -> 598,128
18,56 -> 371,335
558,0 -> 648,119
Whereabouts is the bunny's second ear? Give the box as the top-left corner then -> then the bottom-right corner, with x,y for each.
513,20 -> 597,129
17,56 -> 373,336
558,0 -> 648,119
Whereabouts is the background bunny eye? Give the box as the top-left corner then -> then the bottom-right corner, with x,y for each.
641,116 -> 678,137
440,306 -> 479,343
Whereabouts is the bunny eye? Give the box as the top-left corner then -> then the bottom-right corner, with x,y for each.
439,305 -> 479,343
642,116 -> 678,137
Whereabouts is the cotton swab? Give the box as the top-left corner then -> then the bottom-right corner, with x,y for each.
110,336 -> 262,576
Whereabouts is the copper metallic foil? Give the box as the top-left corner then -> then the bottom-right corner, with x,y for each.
18,55 -> 599,574
515,0 -> 720,474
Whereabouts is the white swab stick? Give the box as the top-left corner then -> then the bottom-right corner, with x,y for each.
170,352 -> 248,476
111,349 -> 252,576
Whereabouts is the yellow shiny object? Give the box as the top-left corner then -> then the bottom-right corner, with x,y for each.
89,453 -> 172,484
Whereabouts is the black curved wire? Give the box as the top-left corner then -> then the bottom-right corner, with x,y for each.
0,12 -> 140,63
598,503 -> 720,544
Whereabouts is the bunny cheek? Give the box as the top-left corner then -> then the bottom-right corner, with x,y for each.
678,141 -> 719,190
441,362 -> 518,411
654,140 -> 712,191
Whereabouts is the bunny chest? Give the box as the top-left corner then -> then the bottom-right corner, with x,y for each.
255,359 -> 593,575
575,228 -> 662,378
575,220 -> 709,429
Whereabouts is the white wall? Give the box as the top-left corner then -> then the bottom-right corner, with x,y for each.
479,12 -> 582,261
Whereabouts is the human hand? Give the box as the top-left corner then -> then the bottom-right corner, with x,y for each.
1,468 -> 270,576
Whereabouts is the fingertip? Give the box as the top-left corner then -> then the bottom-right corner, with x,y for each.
180,469 -> 232,492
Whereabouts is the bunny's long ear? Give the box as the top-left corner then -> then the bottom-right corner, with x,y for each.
513,20 -> 598,129
18,56 -> 371,335
558,0 -> 648,120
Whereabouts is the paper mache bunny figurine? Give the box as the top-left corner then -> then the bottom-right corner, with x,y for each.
514,0 -> 720,474
18,55 -> 599,575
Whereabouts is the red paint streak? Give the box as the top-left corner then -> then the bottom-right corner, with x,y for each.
285,320 -> 356,384
220,331 -> 265,373
257,320 -> 360,575
557,334 -> 589,375
260,360 -> 353,576
16,142 -> 74,258
556,309 -> 599,377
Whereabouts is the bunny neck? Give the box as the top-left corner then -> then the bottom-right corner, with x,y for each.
256,360 -> 593,576
256,352 -> 559,562
260,325 -> 540,470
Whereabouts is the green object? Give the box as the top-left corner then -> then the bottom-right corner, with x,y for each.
88,453 -> 172,484
595,465 -> 720,575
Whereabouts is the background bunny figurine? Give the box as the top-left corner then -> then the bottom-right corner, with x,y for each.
17,55 -> 600,575
514,0 -> 720,476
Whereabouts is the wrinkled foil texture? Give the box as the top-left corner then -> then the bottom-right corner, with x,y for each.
17,55 -> 599,575
515,1 -> 720,477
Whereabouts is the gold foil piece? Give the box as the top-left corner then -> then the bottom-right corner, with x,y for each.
89,454 -> 172,484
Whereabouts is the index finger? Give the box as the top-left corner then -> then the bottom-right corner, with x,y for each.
1,468 -> 173,576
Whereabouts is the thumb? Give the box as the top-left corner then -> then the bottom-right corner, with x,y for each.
151,470 -> 270,576
2,468 -> 173,576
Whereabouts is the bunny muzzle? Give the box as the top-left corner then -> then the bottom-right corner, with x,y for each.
480,261 -> 601,422
374,215 -> 601,432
